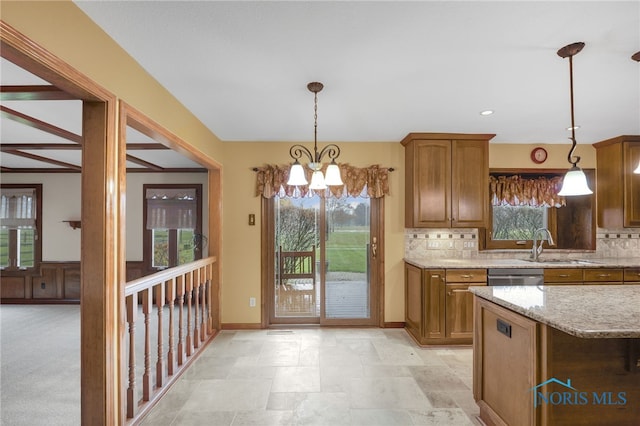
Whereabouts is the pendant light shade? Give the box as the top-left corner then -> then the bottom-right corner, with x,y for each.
288,161 -> 308,185
286,82 -> 343,188
324,162 -> 343,186
556,42 -> 593,196
558,166 -> 593,196
309,170 -> 327,190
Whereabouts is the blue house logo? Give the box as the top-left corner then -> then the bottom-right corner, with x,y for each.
530,377 -> 626,408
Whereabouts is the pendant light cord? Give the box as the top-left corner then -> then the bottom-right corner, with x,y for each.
567,54 -> 580,167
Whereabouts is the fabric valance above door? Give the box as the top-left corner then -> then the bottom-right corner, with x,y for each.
254,163 -> 392,199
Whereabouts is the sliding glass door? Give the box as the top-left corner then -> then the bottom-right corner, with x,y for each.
270,194 -> 379,326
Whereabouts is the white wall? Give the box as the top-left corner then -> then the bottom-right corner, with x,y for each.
1,172 -> 208,261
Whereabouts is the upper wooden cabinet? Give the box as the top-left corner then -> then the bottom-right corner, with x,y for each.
593,135 -> 640,228
401,133 -> 495,228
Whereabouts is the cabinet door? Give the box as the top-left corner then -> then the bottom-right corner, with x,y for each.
446,282 -> 485,339
424,270 -> 446,339
624,267 -> 640,284
404,263 -> 423,339
623,142 -> 640,227
452,139 -> 489,227
410,140 -> 451,227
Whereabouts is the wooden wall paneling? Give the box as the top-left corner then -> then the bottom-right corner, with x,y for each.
64,267 -> 81,299
34,267 -> 58,299
1,276 -> 26,298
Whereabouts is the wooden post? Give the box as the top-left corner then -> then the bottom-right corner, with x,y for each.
81,100 -> 121,425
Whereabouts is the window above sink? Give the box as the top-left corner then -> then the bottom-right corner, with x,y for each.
485,169 -> 596,252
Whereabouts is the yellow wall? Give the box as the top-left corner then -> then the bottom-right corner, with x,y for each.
1,2 -> 602,326
221,142 -> 406,323
489,142 -> 596,169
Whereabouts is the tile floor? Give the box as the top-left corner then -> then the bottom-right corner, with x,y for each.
141,328 -> 480,425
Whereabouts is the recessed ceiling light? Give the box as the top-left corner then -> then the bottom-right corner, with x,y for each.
480,110 -> 494,116
566,125 -> 581,131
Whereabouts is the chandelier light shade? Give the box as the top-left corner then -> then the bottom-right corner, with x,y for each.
556,42 -> 593,196
286,82 -> 343,189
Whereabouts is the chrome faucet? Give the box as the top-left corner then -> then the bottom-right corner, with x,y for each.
531,228 -> 554,261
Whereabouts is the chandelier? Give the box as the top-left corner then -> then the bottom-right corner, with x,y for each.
286,82 -> 343,190
557,42 -> 593,196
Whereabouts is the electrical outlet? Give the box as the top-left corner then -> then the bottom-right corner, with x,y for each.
249,297 -> 256,307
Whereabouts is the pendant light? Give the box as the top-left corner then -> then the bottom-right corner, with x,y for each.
557,42 -> 593,196
632,51 -> 640,174
287,82 -> 343,189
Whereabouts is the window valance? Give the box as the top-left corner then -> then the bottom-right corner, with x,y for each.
490,175 -> 565,207
146,188 -> 197,229
255,163 -> 391,199
0,188 -> 36,229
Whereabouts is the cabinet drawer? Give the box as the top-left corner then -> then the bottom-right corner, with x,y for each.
624,268 -> 640,283
583,268 -> 623,283
544,268 -> 582,283
446,269 -> 487,283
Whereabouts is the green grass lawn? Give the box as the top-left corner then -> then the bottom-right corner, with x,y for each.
325,229 -> 369,273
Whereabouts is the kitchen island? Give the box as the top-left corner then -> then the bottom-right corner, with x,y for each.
470,285 -> 640,426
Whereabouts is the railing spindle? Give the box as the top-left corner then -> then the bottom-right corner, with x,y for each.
142,288 -> 152,401
186,271 -> 193,356
155,282 -> 165,388
193,268 -> 200,349
126,295 -> 137,419
167,277 -> 176,376
177,274 -> 185,366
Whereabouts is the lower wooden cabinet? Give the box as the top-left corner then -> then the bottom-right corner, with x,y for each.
445,269 -> 487,340
624,267 -> 640,284
404,263 -> 486,345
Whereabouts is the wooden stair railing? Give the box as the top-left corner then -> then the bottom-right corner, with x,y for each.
124,256 -> 217,424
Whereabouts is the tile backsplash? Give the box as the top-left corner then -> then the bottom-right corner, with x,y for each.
405,228 -> 640,260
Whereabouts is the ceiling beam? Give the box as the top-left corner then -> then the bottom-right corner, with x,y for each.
0,143 -> 79,151
0,167 -> 207,174
0,142 -> 170,151
0,85 -> 76,101
4,149 -> 81,171
0,105 -> 82,143
125,154 -> 164,171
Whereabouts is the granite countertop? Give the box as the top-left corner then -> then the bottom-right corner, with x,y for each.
404,257 -> 640,269
470,285 -> 640,338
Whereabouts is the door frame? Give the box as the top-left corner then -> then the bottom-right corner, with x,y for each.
260,195 -> 385,327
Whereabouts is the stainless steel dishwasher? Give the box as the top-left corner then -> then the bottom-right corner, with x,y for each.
487,268 -> 544,286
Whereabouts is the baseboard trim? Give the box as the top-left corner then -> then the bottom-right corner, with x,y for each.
221,323 -> 263,330
383,321 -> 405,328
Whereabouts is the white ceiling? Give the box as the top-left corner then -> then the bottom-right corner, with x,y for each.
73,0 -> 640,144
1,1 -> 639,172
